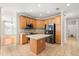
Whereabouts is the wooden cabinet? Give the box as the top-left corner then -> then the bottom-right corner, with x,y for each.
19,15 -> 61,44
26,18 -> 30,25
20,16 -> 27,29
30,39 -> 46,54
55,31 -> 61,43
44,19 -> 49,25
29,19 -> 36,28
55,16 -> 61,25
26,18 -> 32,25
56,25 -> 61,32
44,19 -> 55,25
19,16 -> 36,29
44,19 -> 47,25
36,20 -> 45,29
20,33 -> 28,44
44,16 -> 61,44
37,39 -> 46,53
55,16 -> 61,43
50,19 -> 55,24
29,19 -> 33,24
32,19 -> 36,28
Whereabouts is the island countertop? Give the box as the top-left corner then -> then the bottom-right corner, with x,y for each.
27,34 -> 51,40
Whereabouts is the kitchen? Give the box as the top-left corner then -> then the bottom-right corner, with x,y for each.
19,15 -> 61,54
1,3 -> 79,56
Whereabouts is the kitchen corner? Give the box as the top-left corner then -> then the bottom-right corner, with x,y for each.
19,15 -> 61,55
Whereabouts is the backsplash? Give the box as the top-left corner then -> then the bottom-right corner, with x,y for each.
20,29 -> 45,34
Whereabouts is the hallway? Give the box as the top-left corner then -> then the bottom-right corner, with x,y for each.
0,38 -> 79,56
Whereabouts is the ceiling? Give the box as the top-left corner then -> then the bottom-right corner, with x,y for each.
0,3 -> 79,19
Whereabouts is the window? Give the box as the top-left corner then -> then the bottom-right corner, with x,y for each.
2,16 -> 16,36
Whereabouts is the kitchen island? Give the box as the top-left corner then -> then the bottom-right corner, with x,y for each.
27,34 -> 50,55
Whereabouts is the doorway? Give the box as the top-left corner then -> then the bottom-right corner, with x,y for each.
67,18 -> 77,40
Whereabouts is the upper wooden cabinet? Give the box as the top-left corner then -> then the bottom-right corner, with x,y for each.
55,16 -> 61,25
20,16 -> 27,29
32,19 -> 36,28
44,18 -> 55,25
44,19 -> 49,25
26,18 -> 30,25
26,18 -> 36,28
36,20 -> 45,29
19,16 -> 36,29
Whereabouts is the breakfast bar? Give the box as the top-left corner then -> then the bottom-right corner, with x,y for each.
27,34 -> 50,55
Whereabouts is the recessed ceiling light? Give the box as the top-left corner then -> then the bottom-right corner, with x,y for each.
40,14 -> 42,16
38,4 -> 41,7
47,11 -> 50,13
66,3 -> 70,7
30,9 -> 32,12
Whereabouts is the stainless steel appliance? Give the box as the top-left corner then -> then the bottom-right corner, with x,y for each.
45,24 -> 55,44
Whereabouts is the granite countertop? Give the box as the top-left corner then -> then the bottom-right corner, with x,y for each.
27,34 -> 51,40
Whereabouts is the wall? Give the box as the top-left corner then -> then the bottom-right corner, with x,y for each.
0,8 -> 1,46
77,19 -> 79,41
78,19 -> 79,40
1,7 -> 17,45
65,18 -> 79,42
67,19 -> 77,38
68,21 -> 76,37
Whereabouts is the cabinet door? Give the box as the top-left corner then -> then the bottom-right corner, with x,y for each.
29,19 -> 33,24
55,31 -> 61,43
55,16 -> 61,25
37,39 -> 46,54
20,16 -> 27,29
36,20 -> 44,29
26,18 -> 30,25
55,16 -> 61,43
50,19 -> 55,24
44,19 -> 49,25
44,19 -> 54,25
56,25 -> 61,32
20,33 -> 28,44
32,20 -> 36,28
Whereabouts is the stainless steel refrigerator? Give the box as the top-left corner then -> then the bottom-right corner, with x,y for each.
45,24 -> 55,43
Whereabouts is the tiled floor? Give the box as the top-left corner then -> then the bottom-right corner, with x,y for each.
0,37 -> 79,56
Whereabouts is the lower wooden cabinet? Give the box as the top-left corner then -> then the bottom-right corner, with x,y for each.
30,39 -> 46,54
55,31 -> 61,43
55,24 -> 61,43
20,33 -> 28,44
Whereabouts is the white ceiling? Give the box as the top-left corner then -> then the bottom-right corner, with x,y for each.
0,3 -> 79,19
